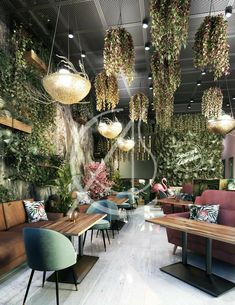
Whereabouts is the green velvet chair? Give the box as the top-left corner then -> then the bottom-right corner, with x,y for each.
83,200 -> 120,250
23,228 -> 77,305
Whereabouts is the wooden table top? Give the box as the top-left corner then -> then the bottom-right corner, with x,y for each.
43,213 -> 106,236
157,197 -> 193,207
107,196 -> 129,205
146,216 -> 235,245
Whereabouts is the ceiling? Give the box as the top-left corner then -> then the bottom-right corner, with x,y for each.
1,0 -> 235,116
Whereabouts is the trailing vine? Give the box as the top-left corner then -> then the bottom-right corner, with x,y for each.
95,70 -> 119,111
202,87 -> 223,119
103,27 -> 135,85
129,92 -> 149,123
194,15 -> 230,79
150,0 -> 191,62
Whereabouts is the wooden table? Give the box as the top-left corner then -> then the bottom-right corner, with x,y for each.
43,213 -> 105,284
146,216 -> 235,297
107,196 -> 129,205
157,197 -> 193,212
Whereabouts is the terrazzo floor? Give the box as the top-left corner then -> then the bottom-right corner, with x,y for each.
1,205 -> 235,305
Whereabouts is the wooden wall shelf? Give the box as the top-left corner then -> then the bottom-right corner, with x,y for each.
24,50 -> 47,72
0,117 -> 32,133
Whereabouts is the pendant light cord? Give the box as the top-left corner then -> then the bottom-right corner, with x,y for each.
225,76 -> 234,118
209,0 -> 213,16
47,3 -> 61,75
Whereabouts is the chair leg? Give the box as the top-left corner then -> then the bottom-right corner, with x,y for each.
83,231 -> 87,247
173,245 -> 178,255
22,269 -> 35,305
55,271 -> 59,305
101,230 -> 106,251
70,267 -> 78,291
115,220 -> 119,234
42,271 -> 46,287
105,229 -> 110,244
96,230 -> 99,238
91,229 -> 94,242
112,229 -> 115,239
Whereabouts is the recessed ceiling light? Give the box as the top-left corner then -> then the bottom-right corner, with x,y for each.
225,6 -> 233,18
81,50 -> 86,58
201,69 -> 206,75
142,18 -> 148,29
232,96 -> 235,100
68,30 -> 74,39
197,80 -> 201,86
190,98 -> 194,103
226,102 -> 230,107
145,42 -> 151,51
149,84 -> 153,90
148,73 -> 152,80
187,104 -> 191,109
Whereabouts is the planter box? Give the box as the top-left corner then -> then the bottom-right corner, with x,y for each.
47,212 -> 64,221
0,117 -> 32,133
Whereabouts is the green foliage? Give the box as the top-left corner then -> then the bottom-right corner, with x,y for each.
0,24 -> 59,186
111,170 -> 123,192
48,163 -> 74,213
153,127 -> 223,185
0,185 -> 16,203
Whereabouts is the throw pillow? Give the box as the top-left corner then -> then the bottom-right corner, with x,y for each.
24,200 -> 48,223
197,204 -> 220,224
189,204 -> 202,220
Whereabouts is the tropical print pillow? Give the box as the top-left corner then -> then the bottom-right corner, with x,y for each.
24,200 -> 48,223
197,204 -> 220,224
189,204 -> 202,220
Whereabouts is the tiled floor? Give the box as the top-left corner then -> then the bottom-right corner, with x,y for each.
1,205 -> 235,305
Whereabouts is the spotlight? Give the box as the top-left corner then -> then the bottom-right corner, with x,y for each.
145,42 -> 151,51
232,96 -> 235,100
225,6 -> 233,18
81,50 -> 86,58
226,102 -> 230,107
68,30 -> 74,39
148,73 -> 152,80
190,98 -> 194,103
187,104 -> 191,109
142,18 -> 148,29
149,84 -> 153,90
197,80 -> 201,86
201,69 -> 206,75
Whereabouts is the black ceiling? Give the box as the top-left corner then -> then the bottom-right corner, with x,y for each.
1,0 -> 235,114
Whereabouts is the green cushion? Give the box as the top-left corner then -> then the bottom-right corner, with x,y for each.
92,219 -> 110,230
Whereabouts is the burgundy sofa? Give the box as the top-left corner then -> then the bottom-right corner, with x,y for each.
0,199 -> 52,277
166,190 -> 235,265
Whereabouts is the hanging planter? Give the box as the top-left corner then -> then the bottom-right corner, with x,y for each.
150,0 -> 191,62
194,15 -> 230,80
202,87 -> 223,119
129,92 -> 149,123
103,27 -> 135,85
151,53 -> 181,129
95,70 -> 119,111
98,118 -> 122,139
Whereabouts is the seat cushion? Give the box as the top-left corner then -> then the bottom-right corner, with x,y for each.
92,219 -> 110,230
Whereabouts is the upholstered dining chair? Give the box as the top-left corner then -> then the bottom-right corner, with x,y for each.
23,228 -> 77,305
83,200 -> 120,250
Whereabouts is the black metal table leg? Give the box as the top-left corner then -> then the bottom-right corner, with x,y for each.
182,232 -> 188,265
206,238 -> 212,275
78,234 -> 83,257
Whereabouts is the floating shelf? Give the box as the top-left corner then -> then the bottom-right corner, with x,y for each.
24,50 -> 47,72
0,117 -> 32,133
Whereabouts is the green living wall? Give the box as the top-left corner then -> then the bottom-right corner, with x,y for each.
153,114 -> 224,185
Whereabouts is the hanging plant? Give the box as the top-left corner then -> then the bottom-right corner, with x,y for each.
202,87 -> 223,119
172,113 -> 207,134
194,15 -> 230,80
151,52 -> 181,129
129,92 -> 149,123
95,70 -> 119,111
150,0 -> 191,62
103,27 -> 135,85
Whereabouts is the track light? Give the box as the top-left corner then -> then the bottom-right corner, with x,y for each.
225,6 -> 233,18
187,104 -> 191,109
148,73 -> 152,80
81,50 -> 86,58
197,80 -> 201,86
68,30 -> 74,39
190,98 -> 194,103
201,69 -> 206,75
145,42 -> 151,51
149,84 -> 153,90
142,18 -> 148,29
